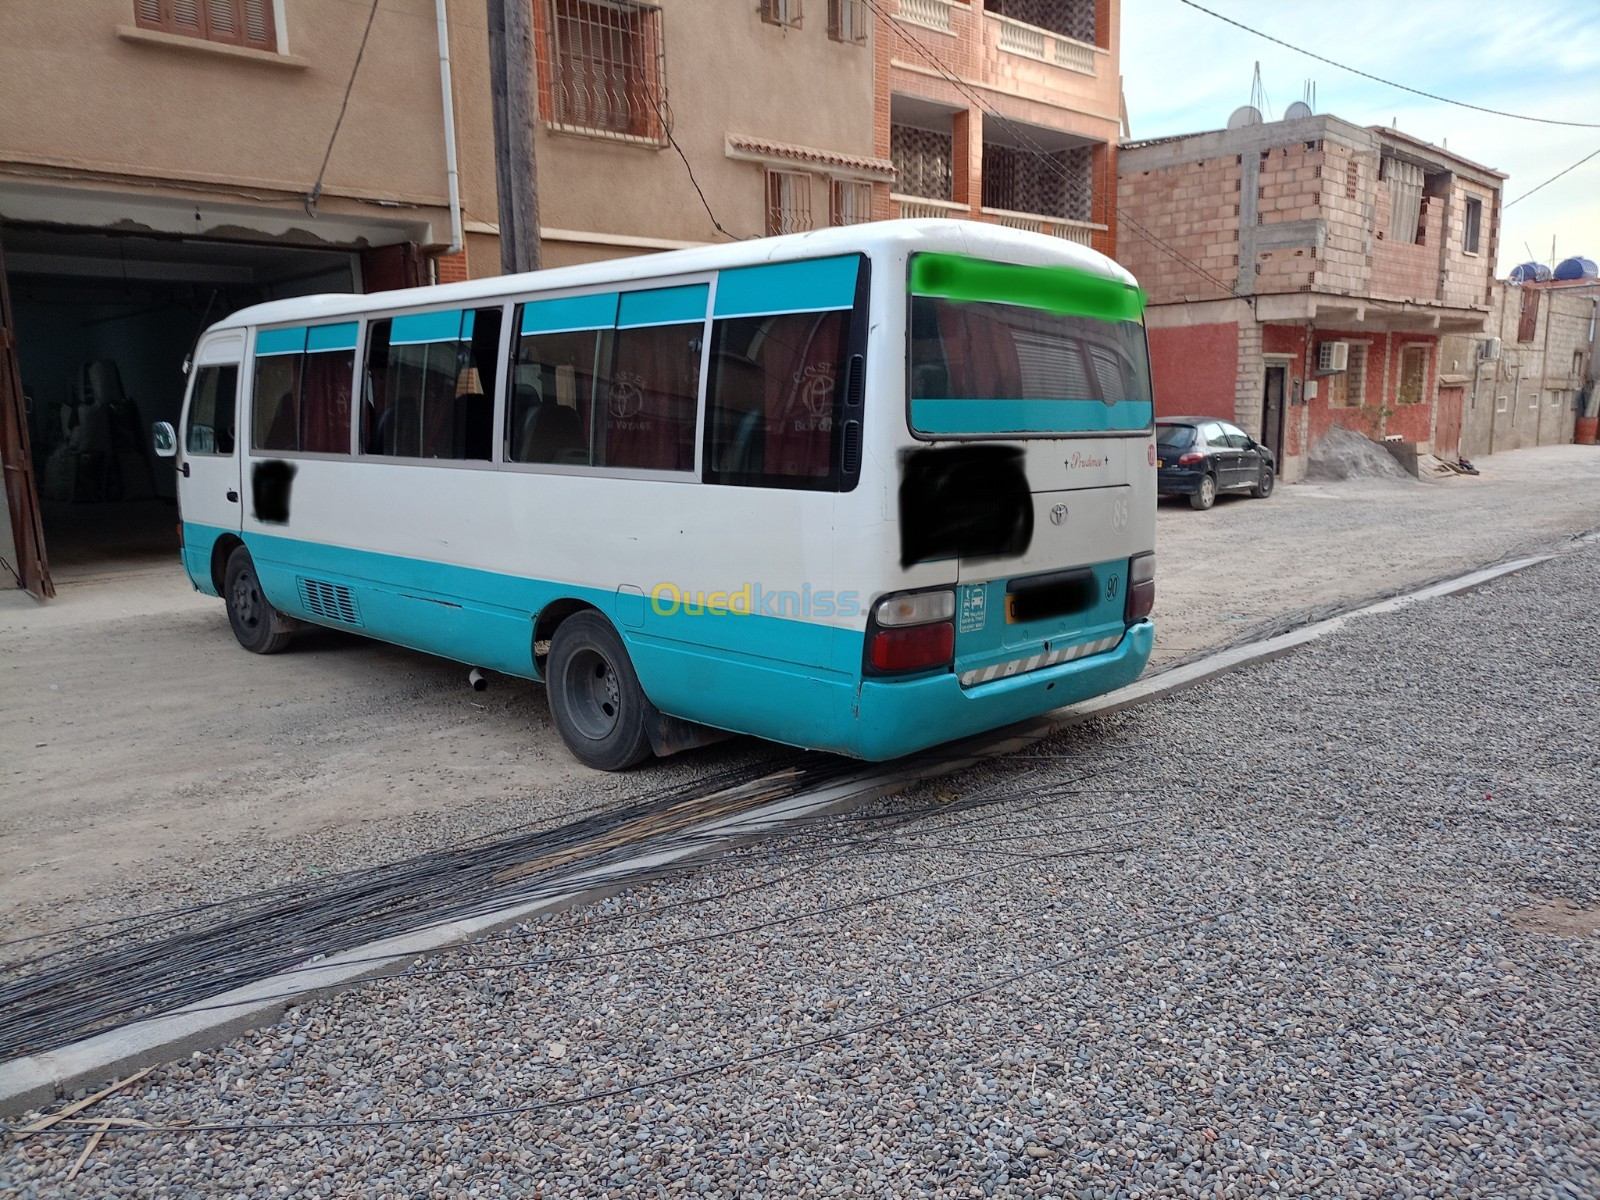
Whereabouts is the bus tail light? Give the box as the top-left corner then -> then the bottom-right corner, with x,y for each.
868,587 -> 956,674
1125,552 -> 1155,624
870,622 -> 955,673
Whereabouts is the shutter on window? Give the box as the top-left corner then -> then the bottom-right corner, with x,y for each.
241,0 -> 275,48
168,0 -> 204,33
136,0 -> 163,24
204,0 -> 240,42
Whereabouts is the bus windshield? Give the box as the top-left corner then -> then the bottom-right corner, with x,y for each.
908,253 -> 1152,438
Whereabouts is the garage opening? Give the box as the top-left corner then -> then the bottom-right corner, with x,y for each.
4,226 -> 360,585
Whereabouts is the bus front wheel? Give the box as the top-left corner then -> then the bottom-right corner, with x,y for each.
223,546 -> 296,655
546,611 -> 654,771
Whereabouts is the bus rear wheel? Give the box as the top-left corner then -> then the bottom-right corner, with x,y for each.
223,546 -> 295,655
546,611 -> 653,771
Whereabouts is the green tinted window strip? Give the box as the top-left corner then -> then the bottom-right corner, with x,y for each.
909,253 -> 1145,323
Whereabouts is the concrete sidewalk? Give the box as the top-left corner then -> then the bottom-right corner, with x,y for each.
2,444 -> 1598,947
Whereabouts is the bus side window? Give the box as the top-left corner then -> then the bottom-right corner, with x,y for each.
186,365 -> 238,455
508,324 -> 607,466
251,323 -> 356,454
363,308 -> 499,461
704,310 -> 849,488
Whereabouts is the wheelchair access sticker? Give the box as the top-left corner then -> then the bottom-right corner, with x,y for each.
958,584 -> 988,634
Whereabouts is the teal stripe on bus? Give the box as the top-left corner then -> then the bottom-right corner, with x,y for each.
255,327 -> 306,356
306,322 -> 359,353
390,309 -> 465,345
617,284 -> 708,329
713,256 -> 859,319
521,292 -> 619,335
911,398 -> 1154,435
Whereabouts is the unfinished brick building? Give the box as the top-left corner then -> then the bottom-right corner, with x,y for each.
1118,114 -> 1504,482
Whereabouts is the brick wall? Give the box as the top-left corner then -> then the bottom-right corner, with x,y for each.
1315,140 -> 1376,296
1116,154 -> 1240,304
1146,322 -> 1239,419
1369,183 -> 1443,301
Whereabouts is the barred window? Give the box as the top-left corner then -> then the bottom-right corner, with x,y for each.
828,0 -> 867,42
1325,344 -> 1368,408
543,0 -> 667,145
767,171 -> 815,236
135,0 -> 276,51
891,123 -> 954,202
1396,345 -> 1429,405
761,0 -> 802,28
831,180 -> 873,226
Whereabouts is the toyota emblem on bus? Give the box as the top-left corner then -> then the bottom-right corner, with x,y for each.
1049,503 -> 1069,526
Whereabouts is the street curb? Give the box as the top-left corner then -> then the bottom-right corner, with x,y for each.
0,551 -> 1555,1118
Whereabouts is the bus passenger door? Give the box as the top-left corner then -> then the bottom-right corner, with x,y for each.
176,334 -> 244,591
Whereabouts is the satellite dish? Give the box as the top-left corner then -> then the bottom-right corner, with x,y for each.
1284,100 -> 1313,120
1227,105 -> 1263,129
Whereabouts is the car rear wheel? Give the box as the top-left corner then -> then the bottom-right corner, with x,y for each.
546,611 -> 654,771
1189,473 -> 1217,511
1251,467 -> 1275,499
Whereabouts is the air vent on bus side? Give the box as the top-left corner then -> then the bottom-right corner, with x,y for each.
298,577 -> 362,626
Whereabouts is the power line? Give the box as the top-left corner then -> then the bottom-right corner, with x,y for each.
861,0 -> 1242,299
647,91 -> 743,241
1174,0 -> 1600,130
1503,144 -> 1600,209
306,0 -> 382,216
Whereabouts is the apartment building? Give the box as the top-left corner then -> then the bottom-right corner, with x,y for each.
0,0 -> 881,595
1118,114 -> 1503,481
1439,278 -> 1600,458
878,0 -> 1120,256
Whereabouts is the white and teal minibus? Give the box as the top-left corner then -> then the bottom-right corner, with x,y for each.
154,220 -> 1156,770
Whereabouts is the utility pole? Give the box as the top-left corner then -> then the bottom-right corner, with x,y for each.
487,0 -> 540,274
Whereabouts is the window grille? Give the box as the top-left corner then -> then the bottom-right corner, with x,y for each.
831,179 -> 873,226
1325,344 -> 1368,408
544,0 -> 667,145
135,0 -> 276,50
891,124 -> 953,202
985,0 -> 1094,43
1396,345 -> 1428,405
767,172 -> 815,236
982,143 -> 1092,222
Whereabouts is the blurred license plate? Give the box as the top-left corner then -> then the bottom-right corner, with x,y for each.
1156,459 -> 1165,468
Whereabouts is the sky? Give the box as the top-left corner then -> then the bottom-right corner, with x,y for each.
1120,0 -> 1600,277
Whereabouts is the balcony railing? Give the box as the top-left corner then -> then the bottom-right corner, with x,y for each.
892,194 -> 968,219
896,0 -> 954,34
987,11 -> 1096,75
979,205 -> 1104,246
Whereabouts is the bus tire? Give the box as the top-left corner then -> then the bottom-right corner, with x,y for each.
546,611 -> 654,771
223,546 -> 296,655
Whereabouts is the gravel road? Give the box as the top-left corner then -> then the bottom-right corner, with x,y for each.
3,445 -> 1598,949
7,527 -> 1598,1195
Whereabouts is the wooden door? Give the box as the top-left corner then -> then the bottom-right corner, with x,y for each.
1435,385 -> 1464,461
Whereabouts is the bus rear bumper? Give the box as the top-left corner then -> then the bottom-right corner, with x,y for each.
852,620 -> 1154,761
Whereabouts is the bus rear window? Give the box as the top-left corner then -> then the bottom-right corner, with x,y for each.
907,253 -> 1151,438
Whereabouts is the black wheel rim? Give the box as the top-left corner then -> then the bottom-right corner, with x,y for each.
563,647 -> 621,740
232,571 -> 262,631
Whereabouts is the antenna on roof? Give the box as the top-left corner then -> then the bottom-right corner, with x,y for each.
1249,60 -> 1272,121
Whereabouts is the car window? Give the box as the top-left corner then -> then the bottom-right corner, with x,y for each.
1226,432 -> 1251,449
1155,424 -> 1195,449
1205,424 -> 1231,448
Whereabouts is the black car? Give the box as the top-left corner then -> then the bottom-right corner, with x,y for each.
1155,417 -> 1276,510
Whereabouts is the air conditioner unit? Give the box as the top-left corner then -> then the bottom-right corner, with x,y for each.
1478,337 -> 1502,361
1317,341 -> 1349,373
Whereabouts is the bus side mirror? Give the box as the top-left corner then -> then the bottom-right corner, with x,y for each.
152,421 -> 177,458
